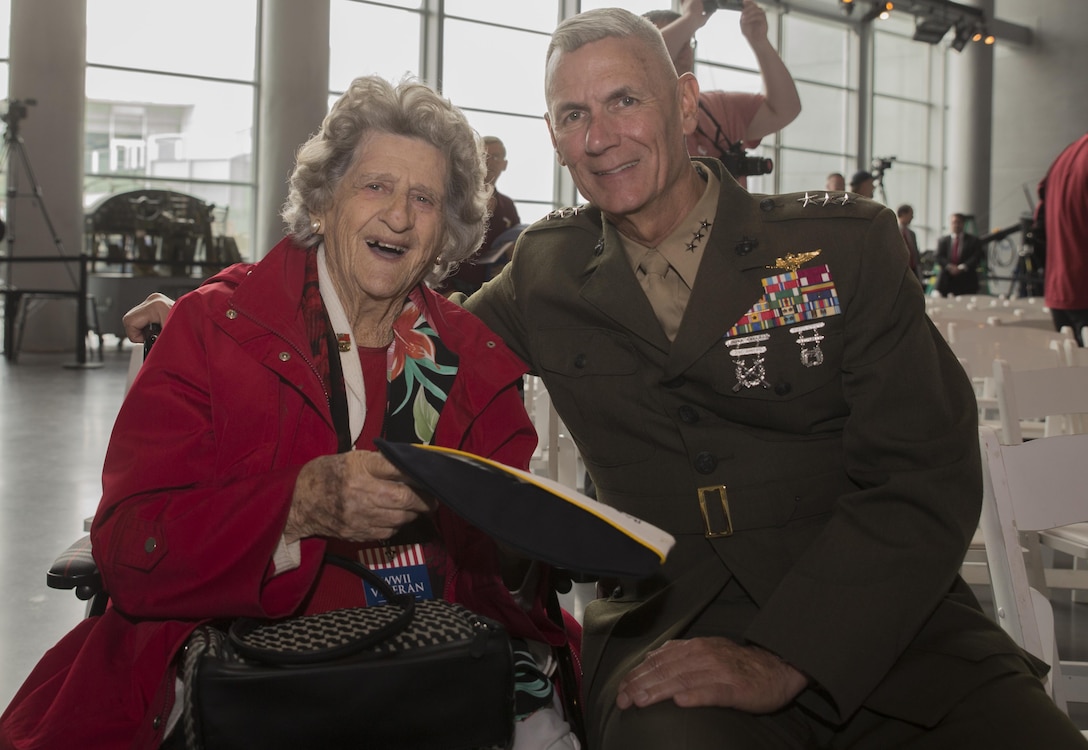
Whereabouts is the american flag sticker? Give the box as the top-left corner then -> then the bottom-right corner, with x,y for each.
361,543 -> 426,570
727,265 -> 841,338
360,543 -> 434,605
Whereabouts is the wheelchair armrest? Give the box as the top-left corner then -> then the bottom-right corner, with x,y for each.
47,534 -> 104,602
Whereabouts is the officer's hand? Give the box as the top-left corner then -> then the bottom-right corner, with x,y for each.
615,637 -> 808,714
123,293 -> 174,342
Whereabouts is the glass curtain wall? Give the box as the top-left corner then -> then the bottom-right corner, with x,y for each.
779,12 -> 859,195
0,1 -> 953,265
873,14 -> 947,253
83,0 -> 259,260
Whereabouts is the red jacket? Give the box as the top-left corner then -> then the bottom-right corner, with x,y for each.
2,239 -> 568,749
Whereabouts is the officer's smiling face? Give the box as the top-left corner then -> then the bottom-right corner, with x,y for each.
544,35 -> 697,229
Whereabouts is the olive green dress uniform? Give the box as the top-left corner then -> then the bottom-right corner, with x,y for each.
465,159 -> 1080,749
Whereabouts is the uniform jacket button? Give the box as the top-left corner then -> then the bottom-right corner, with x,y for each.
279,352 -> 291,362
574,353 -> 587,368
678,405 -> 699,424
144,537 -> 157,553
774,382 -> 792,396
694,452 -> 718,474
759,198 -> 776,212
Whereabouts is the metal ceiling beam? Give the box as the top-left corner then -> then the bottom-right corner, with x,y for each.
756,0 -> 1033,47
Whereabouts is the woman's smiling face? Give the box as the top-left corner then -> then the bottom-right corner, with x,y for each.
317,132 -> 448,307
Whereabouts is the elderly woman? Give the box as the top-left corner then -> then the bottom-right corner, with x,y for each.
1,77 -> 577,750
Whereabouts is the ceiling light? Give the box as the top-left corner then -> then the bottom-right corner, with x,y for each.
913,15 -> 954,45
950,19 -> 971,52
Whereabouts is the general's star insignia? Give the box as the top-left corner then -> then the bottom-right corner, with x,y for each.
797,192 -> 819,207
768,250 -> 822,272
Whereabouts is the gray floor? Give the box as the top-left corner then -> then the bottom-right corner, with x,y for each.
2,341 -> 1087,730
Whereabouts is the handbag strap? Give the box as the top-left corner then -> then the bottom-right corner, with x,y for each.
228,554 -> 417,665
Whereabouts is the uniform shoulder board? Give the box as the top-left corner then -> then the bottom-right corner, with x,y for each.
523,203 -> 601,236
757,191 -> 885,222
545,203 -> 590,220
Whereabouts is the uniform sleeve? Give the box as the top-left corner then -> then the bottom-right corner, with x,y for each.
744,208 -> 981,719
464,243 -> 534,366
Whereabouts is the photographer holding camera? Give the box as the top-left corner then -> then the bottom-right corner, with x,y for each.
645,0 -> 800,188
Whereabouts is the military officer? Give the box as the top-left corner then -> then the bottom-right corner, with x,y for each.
463,8 -> 1087,750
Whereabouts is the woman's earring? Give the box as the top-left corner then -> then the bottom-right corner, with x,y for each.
311,218 -> 322,234
434,256 -> 444,265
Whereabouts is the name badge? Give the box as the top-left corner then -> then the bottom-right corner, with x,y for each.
360,543 -> 434,605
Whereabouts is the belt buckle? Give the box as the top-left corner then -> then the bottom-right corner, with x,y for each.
698,485 -> 733,538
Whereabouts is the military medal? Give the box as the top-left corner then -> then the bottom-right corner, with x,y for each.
725,333 -> 771,391
790,322 -> 826,367
336,333 -> 352,352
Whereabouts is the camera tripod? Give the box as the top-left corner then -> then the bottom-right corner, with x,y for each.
1,99 -> 100,367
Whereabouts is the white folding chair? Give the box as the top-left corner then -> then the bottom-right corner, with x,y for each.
993,358 -> 1088,601
977,426 -> 1088,712
961,356 -> 1088,589
947,322 -> 1066,432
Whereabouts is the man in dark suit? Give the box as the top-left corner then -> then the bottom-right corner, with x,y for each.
119,10 -> 1087,749
935,212 -> 984,296
897,203 -> 923,283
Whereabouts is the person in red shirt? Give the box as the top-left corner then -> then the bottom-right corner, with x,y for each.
645,0 -> 800,189
1037,132 -> 1088,345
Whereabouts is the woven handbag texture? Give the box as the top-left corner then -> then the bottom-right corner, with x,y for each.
232,600 -> 480,657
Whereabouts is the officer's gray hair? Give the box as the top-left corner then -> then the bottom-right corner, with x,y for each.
545,8 -> 675,96
282,75 -> 489,285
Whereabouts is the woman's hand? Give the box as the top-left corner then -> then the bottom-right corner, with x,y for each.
286,450 -> 435,543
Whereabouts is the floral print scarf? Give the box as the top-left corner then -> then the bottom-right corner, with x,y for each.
302,247 -> 457,447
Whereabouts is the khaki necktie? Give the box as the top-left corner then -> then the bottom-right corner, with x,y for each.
638,249 -> 684,341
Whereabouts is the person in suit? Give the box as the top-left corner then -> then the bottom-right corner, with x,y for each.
118,9 -> 1088,749
849,169 -> 876,198
443,135 -> 522,295
897,203 -> 923,282
825,171 -> 846,191
935,212 -> 984,297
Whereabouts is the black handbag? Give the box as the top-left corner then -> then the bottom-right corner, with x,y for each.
180,554 -> 515,750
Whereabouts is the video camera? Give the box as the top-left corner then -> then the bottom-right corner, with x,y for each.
871,155 -> 896,179
1,98 -> 37,126
721,140 -> 774,179
702,0 -> 744,11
